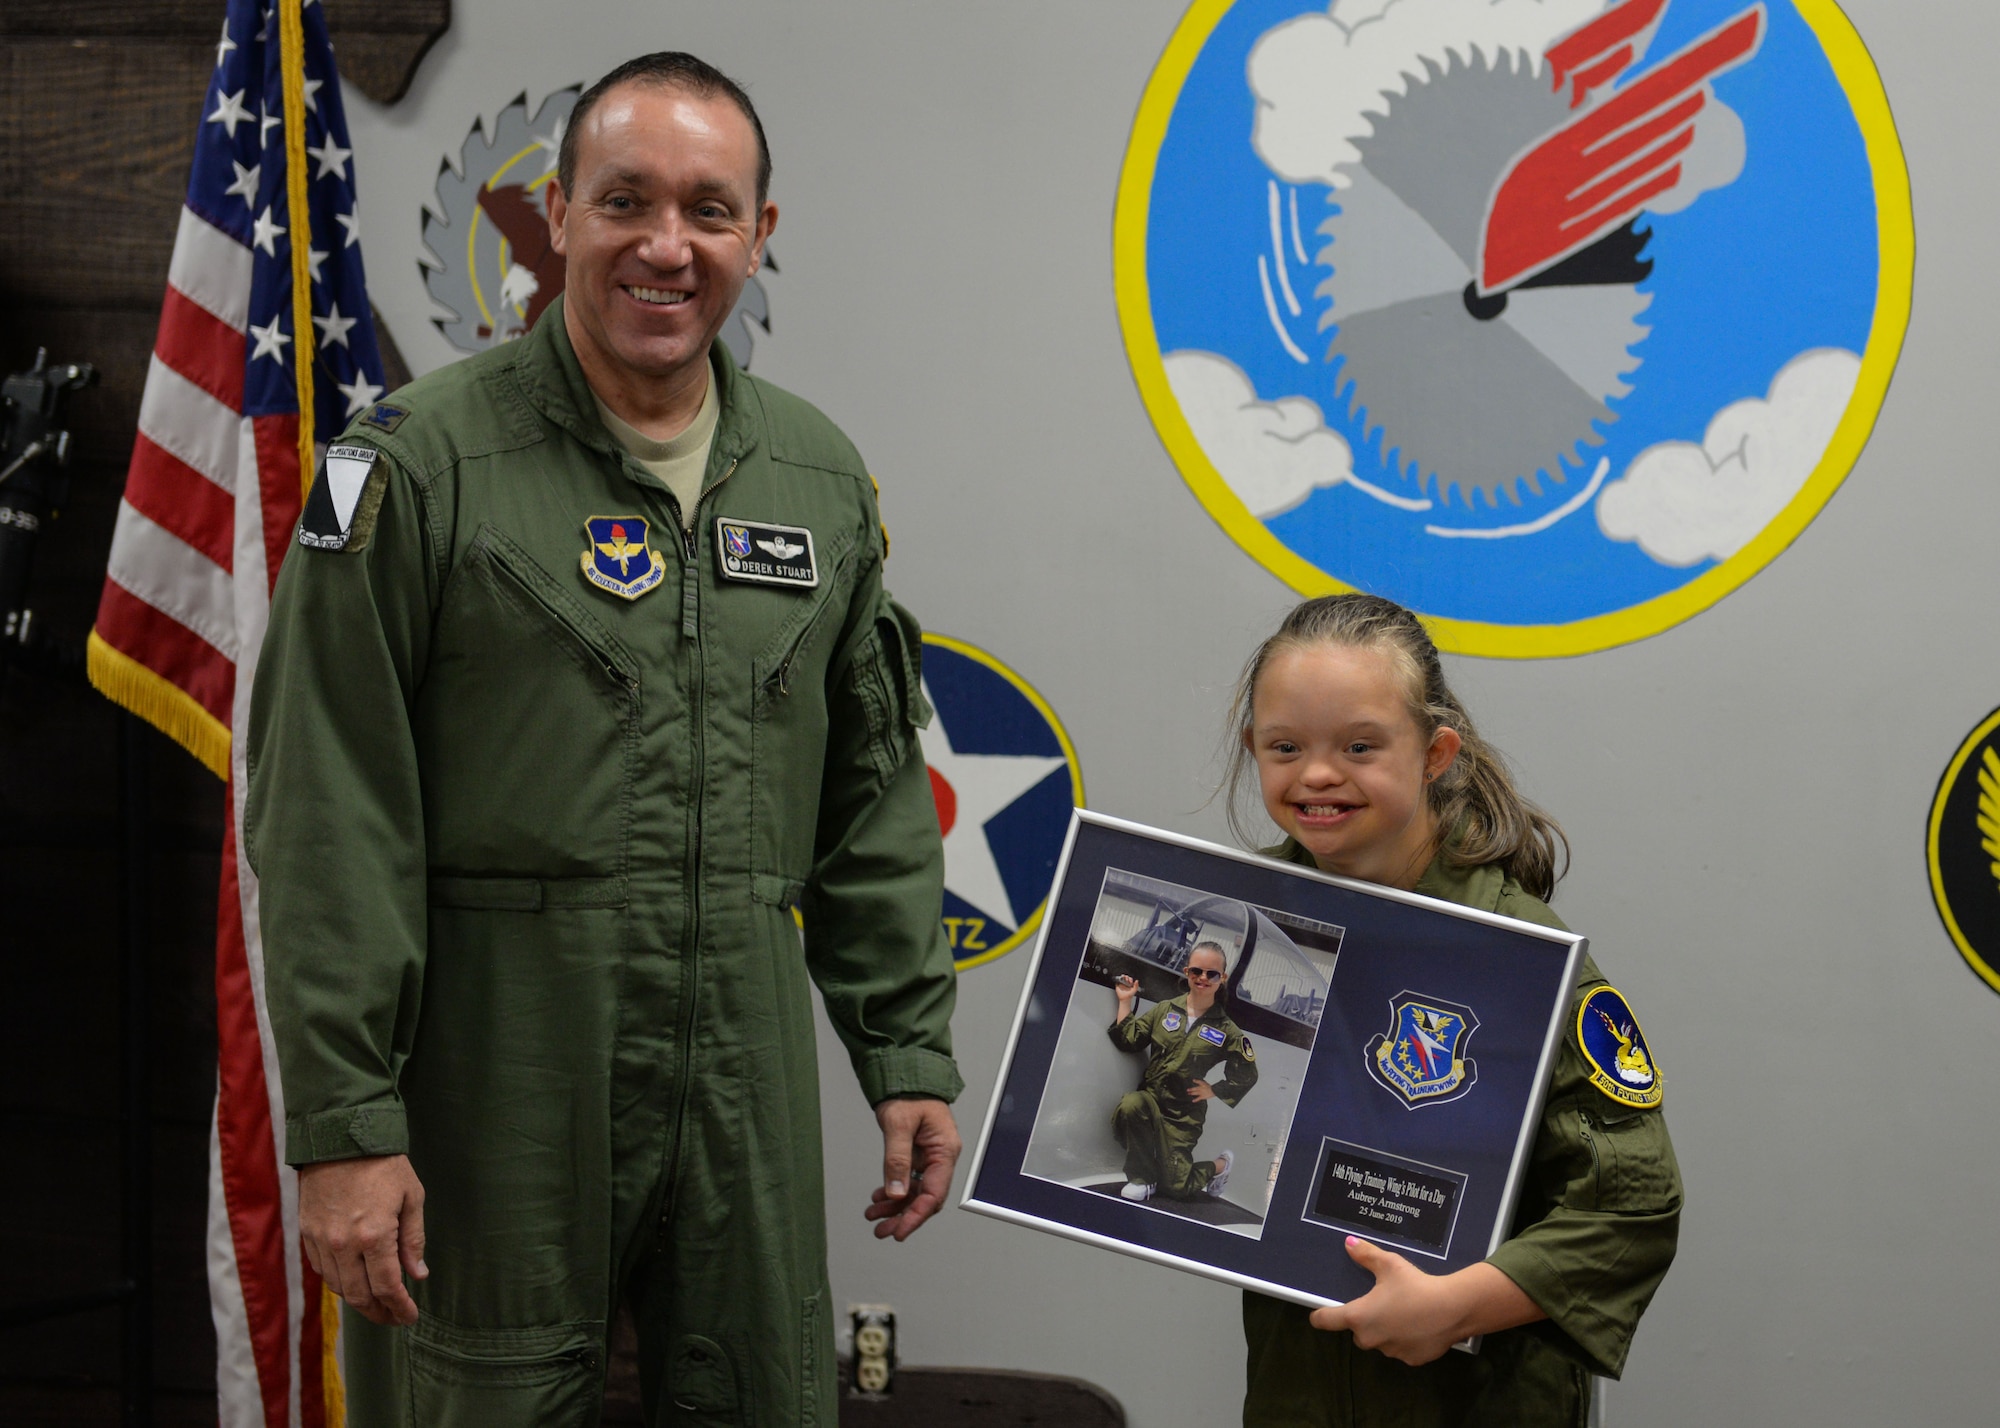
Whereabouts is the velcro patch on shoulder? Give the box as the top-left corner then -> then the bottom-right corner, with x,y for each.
1576,986 -> 1663,1109
298,444 -> 385,552
1240,1036 -> 1255,1061
359,402 -> 409,434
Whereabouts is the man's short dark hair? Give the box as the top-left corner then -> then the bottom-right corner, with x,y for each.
557,52 -> 772,205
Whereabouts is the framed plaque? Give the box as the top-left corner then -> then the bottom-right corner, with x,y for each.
959,811 -> 1583,1313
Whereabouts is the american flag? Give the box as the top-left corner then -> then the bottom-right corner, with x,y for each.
87,1 -> 387,1422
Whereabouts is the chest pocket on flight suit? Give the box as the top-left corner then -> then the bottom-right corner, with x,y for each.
417,522 -> 641,881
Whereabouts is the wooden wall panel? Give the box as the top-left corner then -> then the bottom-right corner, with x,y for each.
0,1 -> 451,104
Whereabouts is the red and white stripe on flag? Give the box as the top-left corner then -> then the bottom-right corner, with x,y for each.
88,1 -> 392,1423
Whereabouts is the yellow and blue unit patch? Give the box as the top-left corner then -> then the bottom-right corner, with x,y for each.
1576,986 -> 1663,1109
582,515 -> 664,600
1366,993 -> 1479,1108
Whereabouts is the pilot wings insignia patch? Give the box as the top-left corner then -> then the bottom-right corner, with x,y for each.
716,517 -> 817,589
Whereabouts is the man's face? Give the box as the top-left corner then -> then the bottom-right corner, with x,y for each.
548,82 -> 776,386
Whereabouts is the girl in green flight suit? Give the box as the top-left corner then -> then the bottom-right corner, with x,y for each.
1224,593 -> 1681,1427
1108,940 -> 1259,1201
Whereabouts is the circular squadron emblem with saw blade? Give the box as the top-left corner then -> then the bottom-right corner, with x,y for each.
422,87 -> 775,364
1116,0 -> 1910,656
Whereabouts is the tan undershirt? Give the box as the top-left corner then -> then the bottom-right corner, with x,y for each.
592,372 -> 720,531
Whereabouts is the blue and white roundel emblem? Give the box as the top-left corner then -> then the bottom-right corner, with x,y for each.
1117,0 -> 1911,656
920,635 -> 1084,970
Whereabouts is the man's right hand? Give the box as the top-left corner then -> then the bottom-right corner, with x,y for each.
299,1154 -> 428,1327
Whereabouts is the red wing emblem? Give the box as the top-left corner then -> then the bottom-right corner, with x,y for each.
1478,1 -> 1766,295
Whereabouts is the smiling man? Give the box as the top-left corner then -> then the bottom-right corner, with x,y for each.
247,52 -> 963,1426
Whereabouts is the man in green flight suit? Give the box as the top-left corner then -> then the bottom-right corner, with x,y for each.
1109,941 -> 1259,1201
246,52 -> 962,1425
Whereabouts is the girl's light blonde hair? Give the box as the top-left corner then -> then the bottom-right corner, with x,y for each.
1222,594 -> 1569,901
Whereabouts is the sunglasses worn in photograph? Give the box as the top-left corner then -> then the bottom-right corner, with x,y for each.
961,812 -> 1583,1317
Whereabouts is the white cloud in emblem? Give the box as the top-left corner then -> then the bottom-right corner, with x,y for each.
1248,0 -> 1608,189
1165,351 -> 1357,519
1596,349 -> 1862,567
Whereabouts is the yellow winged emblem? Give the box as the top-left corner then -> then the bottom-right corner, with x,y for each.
1978,746 -> 2000,894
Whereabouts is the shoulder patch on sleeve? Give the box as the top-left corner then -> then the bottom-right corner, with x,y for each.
298,444 -> 386,552
869,472 -> 890,561
1240,1035 -> 1255,1061
1576,986 -> 1663,1109
359,402 -> 409,434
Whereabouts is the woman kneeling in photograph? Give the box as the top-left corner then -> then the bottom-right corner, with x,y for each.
1108,942 -> 1258,1201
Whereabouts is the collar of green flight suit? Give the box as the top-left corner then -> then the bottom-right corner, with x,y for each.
1165,991 -> 1233,1030
1265,836 -> 1506,914
1269,836 -> 1587,986
510,294 -> 763,484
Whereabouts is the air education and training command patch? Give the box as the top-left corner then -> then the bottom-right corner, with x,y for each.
1366,993 -> 1480,1109
1577,986 -> 1664,1109
298,444 -> 385,552
1162,1011 -> 1183,1033
581,516 -> 665,600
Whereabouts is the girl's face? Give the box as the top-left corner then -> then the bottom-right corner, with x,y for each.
1185,946 -> 1226,998
1248,643 -> 1460,889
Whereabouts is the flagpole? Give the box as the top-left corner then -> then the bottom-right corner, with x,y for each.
279,0 -> 316,495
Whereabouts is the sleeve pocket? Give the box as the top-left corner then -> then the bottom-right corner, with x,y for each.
854,595 -> 932,785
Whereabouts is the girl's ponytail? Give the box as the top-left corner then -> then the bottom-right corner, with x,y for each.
1223,594 -> 1569,901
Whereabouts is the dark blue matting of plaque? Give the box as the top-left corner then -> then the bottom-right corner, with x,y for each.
963,812 -> 1581,1309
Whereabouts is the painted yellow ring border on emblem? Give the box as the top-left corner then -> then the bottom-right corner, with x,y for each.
921,632 -> 1087,972
1113,0 -> 1915,659
1926,706 -> 2000,995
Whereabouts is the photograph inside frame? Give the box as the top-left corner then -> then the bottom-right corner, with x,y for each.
1021,868 -> 1345,1238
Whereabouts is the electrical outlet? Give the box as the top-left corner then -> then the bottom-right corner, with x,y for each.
848,1303 -> 895,1395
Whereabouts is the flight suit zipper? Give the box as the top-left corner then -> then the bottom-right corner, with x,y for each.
658,456 -> 738,1246
773,542 -> 856,696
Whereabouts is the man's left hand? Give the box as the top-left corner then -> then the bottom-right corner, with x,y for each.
863,1098 -> 961,1242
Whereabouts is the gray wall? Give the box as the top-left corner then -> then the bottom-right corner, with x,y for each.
343,3 -> 1997,1423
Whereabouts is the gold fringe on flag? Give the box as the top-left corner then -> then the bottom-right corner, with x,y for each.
85,631 -> 232,779
279,0 -> 317,498
322,1281 -> 347,1428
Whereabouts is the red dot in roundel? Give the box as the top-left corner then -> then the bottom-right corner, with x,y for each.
928,765 -> 956,839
